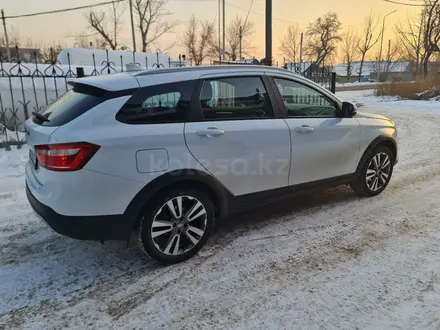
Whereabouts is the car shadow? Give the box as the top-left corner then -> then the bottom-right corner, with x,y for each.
211,185 -> 357,240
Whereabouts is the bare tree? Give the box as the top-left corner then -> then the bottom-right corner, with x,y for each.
40,44 -> 64,63
395,12 -> 426,79
0,25 -> 21,48
377,40 -> 406,81
207,16 -> 254,60
341,30 -> 360,81
183,15 -> 215,66
357,11 -> 381,82
422,0 -> 440,79
226,16 -> 255,60
279,24 -> 301,64
132,0 -> 177,52
86,0 -> 125,50
305,12 -> 342,67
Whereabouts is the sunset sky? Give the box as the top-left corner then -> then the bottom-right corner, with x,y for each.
1,0 -> 418,63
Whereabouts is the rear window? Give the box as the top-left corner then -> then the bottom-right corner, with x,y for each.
34,90 -> 103,126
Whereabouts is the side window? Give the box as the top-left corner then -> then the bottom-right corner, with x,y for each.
116,80 -> 196,124
200,76 -> 274,120
274,78 -> 337,117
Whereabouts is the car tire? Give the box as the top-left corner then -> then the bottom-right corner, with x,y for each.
351,145 -> 394,197
136,187 -> 215,264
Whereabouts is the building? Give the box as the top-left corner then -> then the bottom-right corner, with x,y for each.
333,61 -> 413,82
0,47 -> 41,63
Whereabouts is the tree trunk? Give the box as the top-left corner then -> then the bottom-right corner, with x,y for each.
358,54 -> 365,82
424,52 -> 431,79
142,32 -> 147,52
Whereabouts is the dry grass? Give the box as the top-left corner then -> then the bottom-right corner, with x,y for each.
375,78 -> 440,99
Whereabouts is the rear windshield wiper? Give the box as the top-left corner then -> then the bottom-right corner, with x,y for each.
32,111 -> 50,123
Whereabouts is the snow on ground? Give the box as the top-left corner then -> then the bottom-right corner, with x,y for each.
2,91 -> 440,329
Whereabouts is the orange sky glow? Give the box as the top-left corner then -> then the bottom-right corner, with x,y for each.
1,0 -> 419,63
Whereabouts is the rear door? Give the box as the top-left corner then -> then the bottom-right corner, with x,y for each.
25,89 -> 104,185
269,76 -> 361,186
184,73 -> 291,199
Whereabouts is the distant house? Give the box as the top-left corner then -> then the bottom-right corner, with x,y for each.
333,61 -> 412,82
0,47 -> 41,63
284,61 -> 315,75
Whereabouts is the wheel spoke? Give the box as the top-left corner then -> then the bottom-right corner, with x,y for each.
152,220 -> 173,228
380,172 -> 389,184
373,154 -> 380,169
152,227 -> 173,238
381,157 -> 390,169
188,225 -> 204,237
185,230 -> 200,245
172,234 -> 181,255
186,202 -> 206,222
372,177 -> 379,191
366,169 -> 376,181
164,234 -> 178,254
167,197 -> 183,219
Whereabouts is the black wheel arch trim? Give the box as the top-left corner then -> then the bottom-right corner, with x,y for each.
356,136 -> 397,176
123,169 -> 236,228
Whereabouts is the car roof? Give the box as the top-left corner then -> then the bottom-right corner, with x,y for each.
131,65 -> 305,87
130,65 -> 298,77
73,65 -> 334,99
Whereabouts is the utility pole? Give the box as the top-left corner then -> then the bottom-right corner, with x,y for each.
1,9 -> 11,62
218,0 -> 221,60
239,0 -> 255,61
222,0 -> 226,60
239,26 -> 242,60
300,32 -> 303,63
128,0 -> 136,52
378,10 -> 397,82
265,0 -> 272,65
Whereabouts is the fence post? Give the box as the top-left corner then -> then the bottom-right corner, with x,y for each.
76,67 -> 85,78
330,72 -> 336,94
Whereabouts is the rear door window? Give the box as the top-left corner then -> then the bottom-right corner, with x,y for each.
116,80 -> 197,124
35,90 -> 103,127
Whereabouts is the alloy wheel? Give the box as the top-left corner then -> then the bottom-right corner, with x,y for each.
366,152 -> 392,192
150,195 -> 207,256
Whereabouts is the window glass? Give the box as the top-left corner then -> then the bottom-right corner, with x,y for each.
200,77 -> 273,120
274,78 -> 337,117
116,81 -> 196,124
35,90 -> 103,127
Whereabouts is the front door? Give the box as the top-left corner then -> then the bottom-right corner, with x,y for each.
271,77 -> 361,186
185,75 -> 291,199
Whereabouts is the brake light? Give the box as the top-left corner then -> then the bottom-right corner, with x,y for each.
34,142 -> 100,172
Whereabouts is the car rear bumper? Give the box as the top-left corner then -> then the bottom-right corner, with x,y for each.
26,184 -> 131,241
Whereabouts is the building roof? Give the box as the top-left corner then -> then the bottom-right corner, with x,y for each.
284,62 -> 313,74
333,61 -> 411,77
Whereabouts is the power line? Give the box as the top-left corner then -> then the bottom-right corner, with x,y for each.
4,0 -> 127,19
224,1 -> 302,25
382,0 -> 427,6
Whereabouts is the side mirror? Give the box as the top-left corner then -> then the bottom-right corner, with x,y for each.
341,101 -> 357,117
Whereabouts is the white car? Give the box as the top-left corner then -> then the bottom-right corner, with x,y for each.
25,66 -> 398,264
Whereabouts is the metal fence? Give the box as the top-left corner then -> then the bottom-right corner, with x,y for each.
0,47 -> 185,149
284,62 -> 336,93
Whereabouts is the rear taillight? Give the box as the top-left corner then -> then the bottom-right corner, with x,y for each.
34,142 -> 100,172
